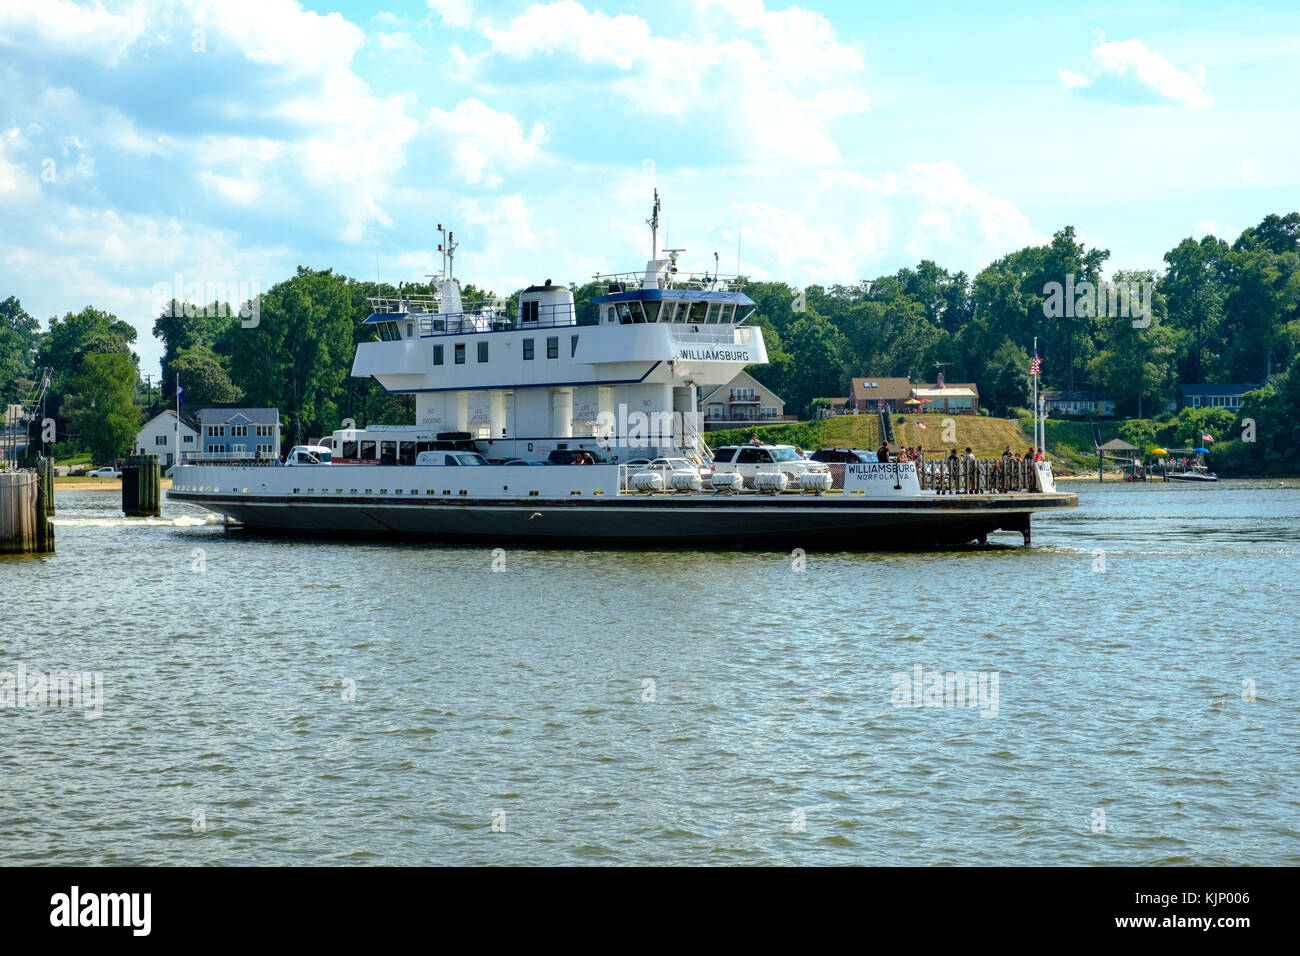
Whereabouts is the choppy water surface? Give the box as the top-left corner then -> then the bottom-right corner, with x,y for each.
2,481 -> 1297,865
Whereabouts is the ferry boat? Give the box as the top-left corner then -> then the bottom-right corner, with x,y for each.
168,196 -> 1077,548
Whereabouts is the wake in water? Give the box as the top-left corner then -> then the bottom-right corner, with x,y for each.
51,514 -> 226,528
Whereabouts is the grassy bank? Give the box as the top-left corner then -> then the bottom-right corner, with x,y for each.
706,413 -> 1150,474
708,414 -> 1041,461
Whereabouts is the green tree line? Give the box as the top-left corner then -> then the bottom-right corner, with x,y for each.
2,212 -> 1297,473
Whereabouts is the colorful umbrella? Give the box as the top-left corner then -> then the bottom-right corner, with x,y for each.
1193,447 -> 1210,454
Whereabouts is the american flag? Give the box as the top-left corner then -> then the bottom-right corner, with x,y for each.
1202,432 -> 1215,444
1029,355 -> 1041,376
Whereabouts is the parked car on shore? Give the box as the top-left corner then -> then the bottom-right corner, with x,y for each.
87,466 -> 121,478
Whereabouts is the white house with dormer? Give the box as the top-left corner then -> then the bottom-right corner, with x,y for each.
133,409 -> 199,467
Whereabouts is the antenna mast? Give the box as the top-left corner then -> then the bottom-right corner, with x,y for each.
437,224 -> 458,281
647,189 -> 660,260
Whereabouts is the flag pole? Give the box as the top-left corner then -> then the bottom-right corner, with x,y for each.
1032,337 -> 1039,454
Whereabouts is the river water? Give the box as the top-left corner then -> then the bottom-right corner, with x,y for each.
2,481 -> 1297,865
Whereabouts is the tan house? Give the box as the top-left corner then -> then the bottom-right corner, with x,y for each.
911,382 -> 980,415
849,377 -> 913,413
699,371 -> 790,430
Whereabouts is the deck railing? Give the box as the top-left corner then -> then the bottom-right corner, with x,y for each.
914,458 -> 1043,494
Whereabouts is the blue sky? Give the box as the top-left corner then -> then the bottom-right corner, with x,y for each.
1,0 -> 1297,377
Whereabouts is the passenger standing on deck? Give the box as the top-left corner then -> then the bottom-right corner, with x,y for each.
877,443 -> 890,462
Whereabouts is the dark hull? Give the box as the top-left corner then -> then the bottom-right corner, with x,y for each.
168,490 -> 1077,549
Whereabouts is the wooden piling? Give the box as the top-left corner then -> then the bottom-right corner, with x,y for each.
0,469 -> 52,554
122,454 -> 161,517
40,455 -> 54,515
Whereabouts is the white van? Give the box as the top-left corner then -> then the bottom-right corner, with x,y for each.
284,445 -> 333,465
709,444 -> 829,482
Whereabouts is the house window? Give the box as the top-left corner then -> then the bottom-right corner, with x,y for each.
256,424 -> 274,437
231,425 -> 247,437
206,444 -> 220,454
433,345 -> 444,365
232,444 -> 247,455
571,335 -> 579,357
155,435 -> 167,445
455,343 -> 466,365
183,435 -> 193,444
257,444 -> 273,456
523,338 -> 534,360
478,341 -> 489,363
546,336 -> 559,359
206,425 -> 225,437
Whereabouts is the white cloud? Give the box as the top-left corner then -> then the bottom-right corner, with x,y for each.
0,0 -> 149,64
199,170 -> 260,206
423,98 -> 547,187
428,0 -> 474,29
471,0 -> 868,163
0,128 -> 30,197
1194,218 -> 1220,237
1060,37 -> 1212,108
377,31 -> 423,52
681,160 -> 1044,286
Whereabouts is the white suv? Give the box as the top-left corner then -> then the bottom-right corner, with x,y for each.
709,445 -> 829,483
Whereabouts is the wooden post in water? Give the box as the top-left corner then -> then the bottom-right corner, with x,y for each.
40,455 -> 54,515
34,464 -> 53,552
0,468 -> 52,553
122,454 -> 161,517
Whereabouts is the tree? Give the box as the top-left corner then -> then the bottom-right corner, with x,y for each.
0,296 -> 41,405
217,267 -> 356,445
1118,419 -> 1156,451
65,352 -> 140,464
982,338 -> 1030,415
1087,270 -> 1176,417
777,311 -> 848,416
153,300 -> 230,398
1161,235 -> 1229,383
171,349 -> 240,405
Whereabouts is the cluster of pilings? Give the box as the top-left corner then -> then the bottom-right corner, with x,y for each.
0,456 -> 55,554
122,454 -> 161,517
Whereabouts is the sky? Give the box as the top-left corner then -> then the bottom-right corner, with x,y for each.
1,0 -> 1297,378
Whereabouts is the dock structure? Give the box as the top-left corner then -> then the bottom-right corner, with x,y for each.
122,454 -> 161,517
0,464 -> 54,554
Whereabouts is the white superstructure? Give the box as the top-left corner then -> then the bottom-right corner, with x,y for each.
346,207 -> 764,463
